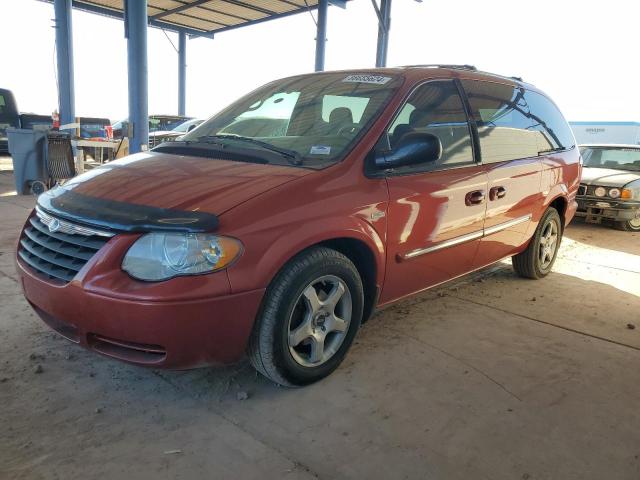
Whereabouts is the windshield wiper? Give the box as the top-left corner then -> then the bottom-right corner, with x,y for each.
195,134 -> 303,165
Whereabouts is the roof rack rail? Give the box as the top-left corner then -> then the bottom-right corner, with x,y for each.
403,64 -> 478,71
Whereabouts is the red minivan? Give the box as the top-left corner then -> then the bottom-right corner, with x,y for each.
16,66 -> 580,386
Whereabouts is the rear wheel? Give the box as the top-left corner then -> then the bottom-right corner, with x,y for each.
248,247 -> 363,387
614,218 -> 640,232
512,208 -> 562,279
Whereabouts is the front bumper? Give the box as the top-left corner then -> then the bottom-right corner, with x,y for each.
17,253 -> 265,369
576,196 -> 640,223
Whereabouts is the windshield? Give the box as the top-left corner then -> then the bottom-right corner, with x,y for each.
180,72 -> 403,166
581,147 -> 640,171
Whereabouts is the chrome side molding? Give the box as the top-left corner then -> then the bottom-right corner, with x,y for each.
399,214 -> 533,261
402,231 -> 483,260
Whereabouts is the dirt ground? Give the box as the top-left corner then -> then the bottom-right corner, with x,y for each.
1,156 -> 639,480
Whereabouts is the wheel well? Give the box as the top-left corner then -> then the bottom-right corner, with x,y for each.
550,196 -> 567,229
318,238 -> 378,323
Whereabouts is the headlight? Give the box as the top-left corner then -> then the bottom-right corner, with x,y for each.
609,188 -> 621,199
122,233 -> 242,281
594,186 -> 607,197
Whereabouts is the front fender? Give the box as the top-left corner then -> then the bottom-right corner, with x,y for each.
226,214 -> 386,294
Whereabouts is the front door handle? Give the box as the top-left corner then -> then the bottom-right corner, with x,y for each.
465,190 -> 486,206
490,186 -> 507,201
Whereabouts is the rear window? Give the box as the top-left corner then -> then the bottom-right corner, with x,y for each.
462,80 -> 575,164
462,80 -> 539,163
523,90 -> 575,151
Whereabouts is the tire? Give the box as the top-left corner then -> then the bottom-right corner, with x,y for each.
248,246 -> 364,387
512,208 -> 563,279
614,218 -> 640,232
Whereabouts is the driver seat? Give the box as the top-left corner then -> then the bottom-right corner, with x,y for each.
327,107 -> 354,134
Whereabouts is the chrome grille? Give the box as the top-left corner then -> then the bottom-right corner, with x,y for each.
578,184 -> 587,196
18,208 -> 114,283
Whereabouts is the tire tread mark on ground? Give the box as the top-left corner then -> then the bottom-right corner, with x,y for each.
386,325 -> 523,402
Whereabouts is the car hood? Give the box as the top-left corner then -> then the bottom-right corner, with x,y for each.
59,151 -> 312,216
581,168 -> 640,187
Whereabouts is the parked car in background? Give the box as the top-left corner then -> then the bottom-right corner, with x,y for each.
577,144 -> 640,231
112,115 -> 193,142
16,67 -> 580,386
0,88 -> 20,153
148,118 -> 204,148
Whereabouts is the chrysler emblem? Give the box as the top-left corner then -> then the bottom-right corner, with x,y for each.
48,218 -> 61,233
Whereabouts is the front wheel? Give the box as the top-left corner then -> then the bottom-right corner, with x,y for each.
248,247 -> 364,387
614,218 -> 640,232
512,208 -> 563,279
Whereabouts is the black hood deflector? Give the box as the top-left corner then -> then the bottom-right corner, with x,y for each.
37,187 -> 219,233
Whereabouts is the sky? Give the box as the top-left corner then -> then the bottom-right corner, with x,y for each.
2,0 -> 639,123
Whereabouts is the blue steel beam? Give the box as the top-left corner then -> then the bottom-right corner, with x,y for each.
314,0 -> 328,72
374,0 -> 391,68
124,0 -> 149,153
53,0 -> 76,127
178,32 -> 187,116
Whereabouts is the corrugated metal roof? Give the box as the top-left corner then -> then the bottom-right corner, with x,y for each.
51,0 -> 337,37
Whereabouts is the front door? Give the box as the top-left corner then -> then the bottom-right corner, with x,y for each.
378,80 -> 488,304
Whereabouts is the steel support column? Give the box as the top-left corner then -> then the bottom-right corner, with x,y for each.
178,32 -> 187,116
314,0 -> 328,72
375,0 -> 391,68
124,0 -> 149,153
53,0 -> 76,128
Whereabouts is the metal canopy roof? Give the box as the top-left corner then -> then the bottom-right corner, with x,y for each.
51,0 -> 344,37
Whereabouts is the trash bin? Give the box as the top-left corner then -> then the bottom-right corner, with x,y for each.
6,128 -> 48,195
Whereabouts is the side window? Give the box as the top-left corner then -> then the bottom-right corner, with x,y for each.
386,81 -> 475,173
462,80 -> 539,163
523,90 -> 575,152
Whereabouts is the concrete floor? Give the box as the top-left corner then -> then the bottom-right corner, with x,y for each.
1,156 -> 639,480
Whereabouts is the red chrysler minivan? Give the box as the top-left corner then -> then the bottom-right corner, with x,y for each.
16,66 -> 580,386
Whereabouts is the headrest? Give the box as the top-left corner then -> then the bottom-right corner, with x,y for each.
329,107 -> 354,125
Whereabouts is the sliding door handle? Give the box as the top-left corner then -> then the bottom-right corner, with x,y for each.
490,186 -> 507,201
465,190 -> 486,206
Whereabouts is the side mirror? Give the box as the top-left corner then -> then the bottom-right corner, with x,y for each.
375,132 -> 442,169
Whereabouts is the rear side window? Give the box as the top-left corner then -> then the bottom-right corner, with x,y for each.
462,80 -> 539,163
523,90 -> 575,151
385,80 -> 475,174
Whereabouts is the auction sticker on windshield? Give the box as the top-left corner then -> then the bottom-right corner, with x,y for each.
342,74 -> 392,85
310,145 -> 332,155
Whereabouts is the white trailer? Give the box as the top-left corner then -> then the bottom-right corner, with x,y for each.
570,121 -> 640,145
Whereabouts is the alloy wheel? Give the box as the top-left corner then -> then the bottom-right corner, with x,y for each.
538,218 -> 559,270
287,275 -> 352,367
